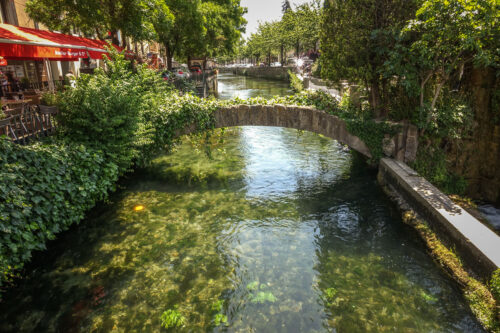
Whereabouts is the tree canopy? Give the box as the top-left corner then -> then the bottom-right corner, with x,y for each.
26,0 -> 247,68
319,0 -> 421,117
242,1 -> 321,64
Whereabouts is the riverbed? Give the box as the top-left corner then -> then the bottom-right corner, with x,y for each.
0,74 -> 483,332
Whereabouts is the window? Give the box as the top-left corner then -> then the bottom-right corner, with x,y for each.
0,0 -> 18,25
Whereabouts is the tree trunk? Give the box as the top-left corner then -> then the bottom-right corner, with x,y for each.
165,44 -> 173,70
369,78 -> 386,118
110,30 -> 120,46
296,41 -> 300,58
280,45 -> 284,66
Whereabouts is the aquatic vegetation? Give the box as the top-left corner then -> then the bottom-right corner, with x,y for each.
491,269 -> 500,303
420,290 -> 438,304
0,127 -> 483,332
250,291 -> 277,304
211,300 -> 228,327
246,281 -> 260,291
160,308 -> 185,329
322,287 -> 338,306
402,210 -> 500,332
213,313 -> 228,326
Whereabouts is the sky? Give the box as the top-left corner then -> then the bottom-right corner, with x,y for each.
240,0 -> 312,38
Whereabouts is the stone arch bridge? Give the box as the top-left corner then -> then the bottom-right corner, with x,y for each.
182,104 -> 418,162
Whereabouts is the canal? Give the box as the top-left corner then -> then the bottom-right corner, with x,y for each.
0,74 -> 483,332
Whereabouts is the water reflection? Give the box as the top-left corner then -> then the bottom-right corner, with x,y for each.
217,72 -> 292,100
479,204 -> 500,233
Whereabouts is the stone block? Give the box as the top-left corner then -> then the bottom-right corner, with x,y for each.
383,136 -> 396,157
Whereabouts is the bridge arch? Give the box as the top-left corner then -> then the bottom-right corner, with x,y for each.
213,104 -> 373,157
180,104 -> 418,162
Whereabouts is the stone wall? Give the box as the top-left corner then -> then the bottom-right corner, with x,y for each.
378,158 -> 500,280
224,67 -> 293,81
448,68 -> 500,204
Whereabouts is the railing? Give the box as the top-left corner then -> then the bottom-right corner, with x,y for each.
1,80 -> 65,97
0,104 -> 57,145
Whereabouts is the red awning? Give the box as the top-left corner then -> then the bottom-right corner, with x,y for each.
0,23 -> 125,61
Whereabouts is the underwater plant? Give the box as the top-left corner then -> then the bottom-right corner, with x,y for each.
250,291 -> 277,304
160,307 -> 185,329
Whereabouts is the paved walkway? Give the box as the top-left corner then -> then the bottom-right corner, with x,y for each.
299,75 -> 341,100
308,80 -> 341,100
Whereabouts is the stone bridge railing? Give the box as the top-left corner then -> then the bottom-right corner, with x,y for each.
182,104 -> 418,162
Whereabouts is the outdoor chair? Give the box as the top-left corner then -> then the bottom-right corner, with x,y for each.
5,107 -> 28,144
37,105 -> 58,136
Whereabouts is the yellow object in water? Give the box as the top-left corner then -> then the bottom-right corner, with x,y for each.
133,205 -> 145,212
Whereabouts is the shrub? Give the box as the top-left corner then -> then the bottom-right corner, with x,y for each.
40,91 -> 59,106
0,138 -> 119,288
288,70 -> 304,93
412,143 -> 468,195
56,53 -> 142,174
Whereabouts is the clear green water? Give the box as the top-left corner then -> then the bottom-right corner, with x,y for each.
216,72 -> 292,100
0,75 -> 483,332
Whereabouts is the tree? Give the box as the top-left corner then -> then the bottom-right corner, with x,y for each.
319,0 -> 421,118
26,0 -> 157,46
387,0 -> 499,122
153,0 -> 246,69
282,0 -> 292,13
198,0 -> 247,59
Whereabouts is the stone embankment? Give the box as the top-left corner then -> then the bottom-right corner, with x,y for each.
379,158 -> 500,280
220,66 -> 293,81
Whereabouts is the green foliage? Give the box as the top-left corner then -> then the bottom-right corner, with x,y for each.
210,300 -> 228,326
250,291 -> 277,304
345,119 -> 399,162
56,53 -> 142,174
491,269 -> 500,303
0,138 -> 119,289
322,287 -> 338,306
213,313 -> 228,326
288,70 -> 303,92
160,307 -> 185,329
40,92 -> 59,106
157,0 -> 246,68
418,92 -> 474,140
412,143 -> 468,195
242,2 -> 322,63
420,290 -> 438,303
26,0 -> 159,42
320,0 -> 420,117
246,281 -> 260,291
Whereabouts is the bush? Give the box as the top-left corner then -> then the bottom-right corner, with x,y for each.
288,70 -> 304,93
40,92 -> 59,106
0,138 -> 119,288
56,54 -> 142,174
412,143 -> 468,195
